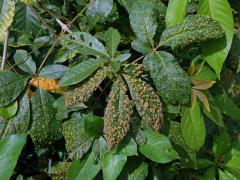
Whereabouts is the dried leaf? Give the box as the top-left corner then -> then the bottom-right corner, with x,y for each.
193,89 -> 210,112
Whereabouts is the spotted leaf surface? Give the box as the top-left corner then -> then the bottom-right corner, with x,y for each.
30,88 -> 61,146
0,71 -> 28,107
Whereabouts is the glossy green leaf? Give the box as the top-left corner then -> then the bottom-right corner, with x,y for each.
102,151 -> 127,180
0,71 -> 28,107
117,136 -> 138,156
0,101 -> 17,120
14,50 -> 36,74
60,32 -> 109,57
104,28 -> 120,57
12,3 -> 41,34
215,95 -> 240,121
198,0 -> 234,77
0,134 -> 27,180
143,51 -> 191,105
139,130 -> 179,163
219,169 -> 238,180
83,114 -> 103,137
165,0 -> 188,27
181,103 -> 206,151
30,88 -> 61,146
128,162 -> 148,180
226,148 -> 240,178
59,58 -> 108,86
39,65 -> 68,79
129,0 -> 157,44
160,15 -> 225,48
62,118 -> 93,159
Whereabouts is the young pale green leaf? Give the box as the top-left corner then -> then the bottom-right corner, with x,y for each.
181,103 -> 206,151
129,0 -> 157,44
139,130 -> 180,163
0,134 -> 27,180
102,151 -> 127,180
39,65 -> 68,79
75,151 -> 101,180
30,88 -> 62,146
0,0 -> 15,41
12,4 -> 41,34
144,51 -> 191,105
2,93 -> 30,138
104,28 -> 120,57
86,0 -> 113,21
219,169 -> 238,180
198,0 -> 234,77
60,32 -> 109,57
0,101 -> 17,120
20,0 -> 37,6
14,50 -> 36,74
0,71 -> 28,107
59,58 -> 108,86
62,118 -> 93,159
215,94 -> 240,121
165,0 -> 188,27
128,162 -> 148,180
160,15 -> 225,48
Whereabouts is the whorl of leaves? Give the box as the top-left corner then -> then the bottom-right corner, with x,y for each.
65,65 -> 111,109
160,15 -> 225,48
104,80 -> 132,149
124,75 -> 163,131
0,0 -> 15,41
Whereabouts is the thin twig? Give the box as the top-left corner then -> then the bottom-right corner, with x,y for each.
1,30 -> 9,71
132,55 -> 144,64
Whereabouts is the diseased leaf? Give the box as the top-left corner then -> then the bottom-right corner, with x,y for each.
160,15 -> 225,48
165,0 -> 188,27
60,32 -> 109,57
104,80 -> 132,149
139,130 -> 180,163
30,88 -> 62,146
129,0 -> 157,44
198,0 -> 234,77
144,51 -> 191,105
0,71 -> 28,107
124,75 -> 163,131
14,50 -> 36,74
59,58 -> 108,86
62,118 -> 94,159
104,28 -> 120,57
0,134 -> 27,180
181,103 -> 206,151
49,162 -> 71,180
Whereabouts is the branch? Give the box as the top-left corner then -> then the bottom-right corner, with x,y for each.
1,30 -> 9,71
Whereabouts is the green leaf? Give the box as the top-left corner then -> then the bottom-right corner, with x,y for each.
129,0 -> 157,44
219,169 -> 238,180
0,0 -> 15,41
39,65 -> 68,79
165,0 -> 188,27
60,32 -> 109,57
53,47 -> 77,63
139,130 -> 180,163
128,162 -> 148,180
30,88 -> 61,146
0,134 -> 27,180
198,0 -> 234,77
226,148 -> 240,178
215,95 -> 240,121
115,53 -> 131,62
0,101 -> 17,120
86,0 -> 113,21
143,51 -> 191,105
181,103 -> 206,151
83,114 -> 103,137
104,28 -> 120,57
117,136 -> 138,156
59,58 -> 108,86
202,166 -> 216,180
213,131 -> 231,159
131,39 -> 152,54
102,151 -> 127,180
2,93 -> 30,138
0,71 -> 28,107
160,15 -> 225,48
75,151 -> 101,180
14,50 -> 36,75
62,118 -> 94,159
12,3 -> 41,34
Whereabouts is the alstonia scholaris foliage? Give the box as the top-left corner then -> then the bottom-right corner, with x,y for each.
104,80 -> 132,149
124,75 -> 163,131
65,65 -> 111,108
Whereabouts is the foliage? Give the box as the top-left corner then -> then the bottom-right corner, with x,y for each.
0,0 -> 239,179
